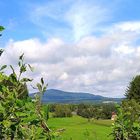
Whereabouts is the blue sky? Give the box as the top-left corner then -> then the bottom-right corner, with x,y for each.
1,0 -> 140,42
1,0 -> 140,97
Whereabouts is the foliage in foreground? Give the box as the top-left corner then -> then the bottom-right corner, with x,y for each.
0,52 -> 52,139
112,75 -> 140,140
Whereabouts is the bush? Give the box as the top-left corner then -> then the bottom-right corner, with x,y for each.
53,104 -> 72,117
112,100 -> 140,140
112,75 -> 140,140
0,53 -> 51,139
77,104 -> 96,121
101,103 -> 116,119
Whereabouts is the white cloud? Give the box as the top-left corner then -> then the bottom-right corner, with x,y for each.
1,21 -> 140,97
28,0 -> 110,41
65,1 -> 109,41
59,72 -> 69,80
114,44 -> 135,55
115,21 -> 140,32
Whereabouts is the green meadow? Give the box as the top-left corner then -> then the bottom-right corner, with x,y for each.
48,115 -> 113,140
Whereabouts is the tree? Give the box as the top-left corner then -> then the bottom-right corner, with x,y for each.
0,26 -> 52,139
125,75 -> 140,102
112,100 -> 140,140
53,104 -> 72,117
112,75 -> 140,140
0,53 -> 29,99
0,54 -> 51,139
101,103 -> 116,119
77,104 -> 95,121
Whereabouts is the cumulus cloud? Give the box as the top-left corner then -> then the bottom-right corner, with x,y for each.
115,21 -> 140,32
1,21 -> 140,97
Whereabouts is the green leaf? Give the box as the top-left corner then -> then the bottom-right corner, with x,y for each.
41,77 -> 44,85
19,53 -> 24,60
20,65 -> 27,73
28,64 -> 34,72
16,99 -> 24,107
0,103 -> 5,112
36,83 -> 42,92
3,120 -> 11,128
9,73 -> 17,82
0,49 -> 4,56
20,78 -> 33,82
0,26 -> 5,31
18,61 -> 21,67
10,65 -> 15,74
0,65 -> 7,71
43,86 -> 47,93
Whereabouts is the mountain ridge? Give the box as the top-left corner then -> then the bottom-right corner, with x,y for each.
30,89 -> 122,103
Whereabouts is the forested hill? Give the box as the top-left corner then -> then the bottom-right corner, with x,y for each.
30,89 -> 122,103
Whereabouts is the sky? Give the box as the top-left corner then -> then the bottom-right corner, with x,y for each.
0,0 -> 140,97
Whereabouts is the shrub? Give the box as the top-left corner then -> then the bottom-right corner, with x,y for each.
0,53 -> 51,139
101,103 -> 116,119
112,75 -> 140,140
77,104 -> 95,121
53,104 -> 72,117
112,100 -> 140,140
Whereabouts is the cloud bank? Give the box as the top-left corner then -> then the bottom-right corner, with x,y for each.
1,21 -> 140,97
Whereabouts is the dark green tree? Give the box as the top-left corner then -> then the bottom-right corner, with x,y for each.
53,104 -> 72,117
77,104 -> 95,121
101,103 -> 116,119
125,75 -> 140,102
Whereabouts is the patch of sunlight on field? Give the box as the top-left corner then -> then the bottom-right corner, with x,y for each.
48,115 -> 113,140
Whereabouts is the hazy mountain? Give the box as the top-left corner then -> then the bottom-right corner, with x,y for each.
30,89 -> 122,104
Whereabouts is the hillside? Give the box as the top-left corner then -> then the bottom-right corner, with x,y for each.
30,89 -> 122,103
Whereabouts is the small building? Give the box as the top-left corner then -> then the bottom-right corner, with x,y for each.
111,112 -> 117,120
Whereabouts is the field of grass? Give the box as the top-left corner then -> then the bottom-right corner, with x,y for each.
48,115 -> 113,140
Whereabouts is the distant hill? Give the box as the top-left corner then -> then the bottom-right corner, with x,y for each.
30,89 -> 122,104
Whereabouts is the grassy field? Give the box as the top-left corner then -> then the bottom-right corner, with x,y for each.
48,115 -> 113,140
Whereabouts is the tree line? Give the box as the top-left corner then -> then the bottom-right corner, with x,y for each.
48,103 -> 116,121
